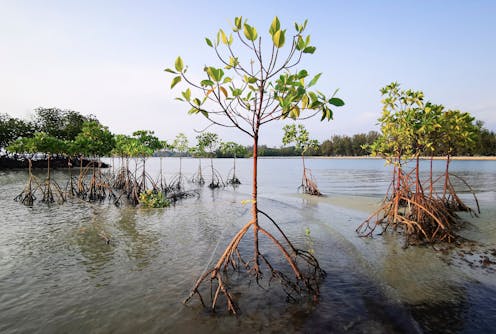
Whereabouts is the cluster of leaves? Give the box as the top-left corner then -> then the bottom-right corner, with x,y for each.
0,114 -> 36,148
282,124 -> 319,155
196,132 -> 220,158
138,190 -> 170,208
73,121 -> 115,157
33,107 -> 97,141
112,130 -> 164,159
367,82 -> 479,162
165,16 -> 344,138
219,141 -> 247,158
1,108 -> 96,149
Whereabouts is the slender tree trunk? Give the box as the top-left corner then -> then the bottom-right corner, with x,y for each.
443,154 -> 450,198
429,154 -> 434,199
233,154 -> 236,178
47,154 -> 51,183
252,133 -> 260,271
301,153 -> 306,186
210,156 -> 214,185
179,156 -> 182,177
142,158 -> 146,190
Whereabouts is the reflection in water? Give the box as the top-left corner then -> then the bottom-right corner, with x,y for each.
115,208 -> 159,270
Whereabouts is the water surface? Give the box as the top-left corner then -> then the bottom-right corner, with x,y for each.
0,157 -> 495,333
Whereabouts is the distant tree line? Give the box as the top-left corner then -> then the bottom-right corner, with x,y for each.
2,108 -> 496,158
1,108 -> 97,148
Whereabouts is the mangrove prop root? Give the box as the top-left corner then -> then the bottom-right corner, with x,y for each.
208,168 -> 225,189
298,168 -> 322,196
183,210 -> 325,314
357,167 -> 479,247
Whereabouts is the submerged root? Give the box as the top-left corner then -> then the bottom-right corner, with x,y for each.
358,171 -> 479,247
226,168 -> 241,186
14,175 -> 41,206
208,168 -> 225,189
184,210 -> 325,314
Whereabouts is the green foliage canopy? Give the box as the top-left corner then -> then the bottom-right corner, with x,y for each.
165,16 -> 344,139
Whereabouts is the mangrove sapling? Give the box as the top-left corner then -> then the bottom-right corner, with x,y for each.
437,110 -> 481,215
14,158 -> 41,206
28,132 -> 66,204
170,133 -> 189,191
189,146 -> 206,185
197,132 -> 224,189
73,121 -> 115,202
167,16 -> 344,313
282,124 -> 321,196
221,141 -> 245,185
131,130 -> 163,192
157,140 -> 172,192
8,138 -> 42,205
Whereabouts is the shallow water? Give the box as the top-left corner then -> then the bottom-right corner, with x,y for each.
0,157 -> 495,333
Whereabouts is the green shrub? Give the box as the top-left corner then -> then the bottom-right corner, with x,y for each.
139,190 -> 170,208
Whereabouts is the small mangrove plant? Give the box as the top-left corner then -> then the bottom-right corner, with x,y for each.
189,144 -> 206,185
197,132 -> 224,189
73,121 -> 116,203
166,16 -> 344,313
282,124 -> 322,195
170,133 -> 189,191
220,141 -> 246,185
8,137 -> 42,206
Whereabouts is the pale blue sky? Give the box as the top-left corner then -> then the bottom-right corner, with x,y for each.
1,0 -> 495,146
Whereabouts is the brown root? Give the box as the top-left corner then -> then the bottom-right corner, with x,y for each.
184,210 -> 325,314
299,168 -> 322,196
357,166 -> 478,247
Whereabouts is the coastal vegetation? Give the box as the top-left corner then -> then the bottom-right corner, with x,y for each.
356,82 -> 480,247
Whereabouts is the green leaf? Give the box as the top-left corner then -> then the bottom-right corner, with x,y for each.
234,16 -> 242,30
244,75 -> 257,84
200,110 -> 208,117
171,76 -> 181,89
208,67 -> 224,82
243,23 -> 258,41
193,98 -> 201,106
308,73 -> 322,87
296,36 -> 305,50
269,16 -> 280,35
289,106 -> 300,119
174,57 -> 184,72
223,77 -> 232,84
205,38 -> 213,47
219,29 -> 228,44
303,46 -> 316,54
297,69 -> 309,79
182,88 -> 191,102
272,29 -> 286,48
164,68 -> 177,74
329,97 -> 345,107
200,79 -> 214,87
